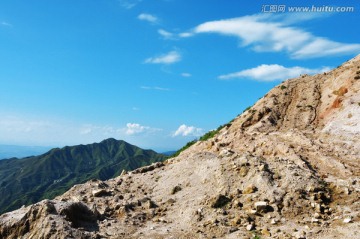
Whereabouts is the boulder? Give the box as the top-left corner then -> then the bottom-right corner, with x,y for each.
92,189 -> 111,197
254,201 -> 269,213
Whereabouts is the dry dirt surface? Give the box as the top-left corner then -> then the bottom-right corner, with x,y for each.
1,55 -> 360,239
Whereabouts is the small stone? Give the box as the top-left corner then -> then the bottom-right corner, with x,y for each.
294,230 -> 306,239
343,217 -> 352,223
233,199 -> 243,208
231,216 -> 242,226
259,164 -> 268,171
270,219 -> 278,225
249,209 -> 257,214
212,218 -> 219,224
311,218 -> 320,223
273,172 -> 280,179
254,201 -> 269,213
243,185 -> 257,194
144,200 -> 157,209
220,149 -> 234,157
167,198 -> 176,204
261,228 -> 271,237
246,223 -> 254,231
239,166 -> 249,177
92,189 -> 110,197
314,212 -> 321,219
229,227 -> 238,233
97,182 -> 108,188
171,185 -> 182,195
210,194 -> 231,208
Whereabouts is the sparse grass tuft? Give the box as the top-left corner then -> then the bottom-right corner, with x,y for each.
252,232 -> 262,239
199,123 -> 231,141
243,106 -> 252,112
170,140 -> 197,158
199,130 -> 218,141
170,119 -> 234,158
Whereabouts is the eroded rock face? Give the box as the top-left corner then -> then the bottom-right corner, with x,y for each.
1,55 -> 360,239
59,202 -> 98,229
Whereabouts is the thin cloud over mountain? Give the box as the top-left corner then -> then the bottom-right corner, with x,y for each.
219,64 -> 331,81
173,124 -> 203,137
182,14 -> 360,58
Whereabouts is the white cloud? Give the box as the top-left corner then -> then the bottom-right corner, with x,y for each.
140,86 -> 170,91
0,116 -> 52,134
79,124 -> 122,136
1,21 -> 13,27
145,50 -> 181,64
181,73 -> 192,77
126,123 -> 149,135
173,124 -> 203,137
138,13 -> 158,24
125,123 -> 161,135
0,115 -> 82,146
0,113 -> 167,148
184,14 -> 360,59
219,64 -> 331,81
118,0 -> 142,9
158,29 -> 174,39
179,32 -> 193,38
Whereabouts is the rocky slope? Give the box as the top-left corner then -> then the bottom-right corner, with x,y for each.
1,55 -> 360,239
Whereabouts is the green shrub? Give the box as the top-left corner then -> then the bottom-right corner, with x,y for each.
170,140 -> 197,158
280,85 -> 287,90
243,106 -> 252,112
199,123 -> 232,141
199,130 -> 217,141
170,120 -> 234,158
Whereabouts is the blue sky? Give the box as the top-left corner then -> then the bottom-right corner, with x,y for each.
1,0 -> 359,151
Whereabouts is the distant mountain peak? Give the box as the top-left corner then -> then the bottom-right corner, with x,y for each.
100,138 -> 121,144
0,139 -> 166,214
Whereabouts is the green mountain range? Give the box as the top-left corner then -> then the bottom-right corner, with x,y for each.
0,138 -> 166,214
